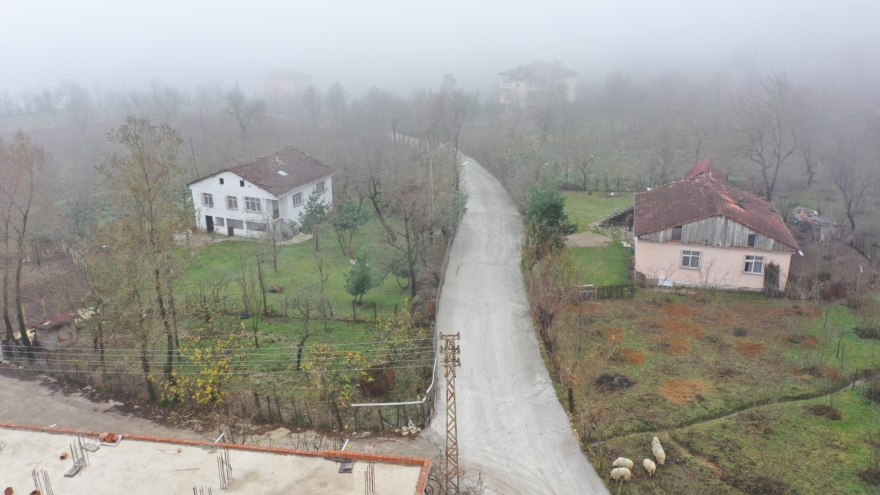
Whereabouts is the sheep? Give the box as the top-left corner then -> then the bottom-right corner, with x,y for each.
652,443 -> 666,465
612,457 -> 634,470
652,436 -> 660,447
643,458 -> 657,476
610,467 -> 632,481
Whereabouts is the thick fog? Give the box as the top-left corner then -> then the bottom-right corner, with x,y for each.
3,0 -> 879,93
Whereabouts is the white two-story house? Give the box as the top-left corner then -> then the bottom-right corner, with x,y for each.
188,146 -> 335,238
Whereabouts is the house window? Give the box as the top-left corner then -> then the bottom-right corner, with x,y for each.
681,250 -> 701,269
201,193 -> 214,207
744,255 -> 764,274
215,217 -> 225,227
219,178 -> 224,185
227,219 -> 244,230
316,181 -> 325,194
292,192 -> 303,206
226,196 -> 238,209
671,226 -> 683,241
240,180 -> 245,187
747,234 -> 756,247
246,221 -> 267,232
244,197 -> 262,212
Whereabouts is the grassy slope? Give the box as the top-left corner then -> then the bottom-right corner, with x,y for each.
563,191 -> 633,232
563,191 -> 634,286
550,290 -> 880,493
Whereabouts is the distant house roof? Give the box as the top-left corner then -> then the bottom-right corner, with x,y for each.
684,158 -> 727,182
29,313 -> 74,331
266,70 -> 310,80
190,146 -> 335,197
498,60 -> 578,81
634,176 -> 799,250
791,207 -> 836,227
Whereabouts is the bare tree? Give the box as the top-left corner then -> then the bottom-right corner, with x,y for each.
0,131 -> 49,360
325,81 -> 349,132
649,124 -> 686,186
63,80 -> 93,138
731,71 -> 799,201
301,85 -> 322,129
33,86 -> 65,126
149,80 -> 184,126
223,83 -> 265,144
828,128 -> 876,233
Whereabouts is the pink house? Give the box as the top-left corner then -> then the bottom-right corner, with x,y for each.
265,70 -> 312,99
633,172 -> 799,292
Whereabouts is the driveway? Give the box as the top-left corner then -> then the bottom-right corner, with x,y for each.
424,159 -> 608,494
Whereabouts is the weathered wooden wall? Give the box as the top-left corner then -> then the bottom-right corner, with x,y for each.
637,216 -> 794,252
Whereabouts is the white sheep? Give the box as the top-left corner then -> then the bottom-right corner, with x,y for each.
652,436 -> 660,447
643,458 -> 657,476
612,457 -> 634,470
610,467 -> 632,481
652,443 -> 666,465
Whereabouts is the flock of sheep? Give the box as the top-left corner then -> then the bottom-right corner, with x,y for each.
609,436 -> 666,484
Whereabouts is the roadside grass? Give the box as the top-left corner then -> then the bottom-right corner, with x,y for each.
569,244 -> 631,286
548,288 -> 880,493
563,191 -> 633,232
601,387 -> 875,494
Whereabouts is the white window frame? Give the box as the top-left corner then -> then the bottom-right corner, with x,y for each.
226,196 -> 238,209
744,255 -> 764,275
292,192 -> 303,206
244,197 -> 262,213
201,193 -> 214,208
316,181 -> 325,194
681,250 -> 701,269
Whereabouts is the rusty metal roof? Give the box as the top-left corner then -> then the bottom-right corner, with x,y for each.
635,176 -> 799,250
684,158 -> 727,182
29,313 -> 74,330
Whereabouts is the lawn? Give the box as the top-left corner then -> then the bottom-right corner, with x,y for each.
546,288 -> 880,493
563,191 -> 634,232
179,219 -> 413,317
563,191 -> 634,286
568,243 -> 631,286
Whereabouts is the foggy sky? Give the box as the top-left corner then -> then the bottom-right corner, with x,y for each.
3,0 -> 879,95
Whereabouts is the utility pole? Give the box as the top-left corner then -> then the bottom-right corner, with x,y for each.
441,332 -> 461,494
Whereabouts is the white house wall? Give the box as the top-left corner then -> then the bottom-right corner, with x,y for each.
189,172 -> 333,238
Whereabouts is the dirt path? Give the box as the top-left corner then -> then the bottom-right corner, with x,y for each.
593,377 -> 867,446
0,370 -> 203,439
423,159 -> 608,494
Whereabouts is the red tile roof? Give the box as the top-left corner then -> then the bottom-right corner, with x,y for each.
191,146 -> 335,197
634,176 -> 798,250
684,158 -> 727,182
29,313 -> 74,330
498,60 -> 578,80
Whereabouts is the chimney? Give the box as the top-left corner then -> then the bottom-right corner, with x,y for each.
737,197 -> 745,207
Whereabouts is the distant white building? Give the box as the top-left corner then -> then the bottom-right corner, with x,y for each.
188,146 -> 335,238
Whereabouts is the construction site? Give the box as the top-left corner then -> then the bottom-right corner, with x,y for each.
0,423 -> 429,495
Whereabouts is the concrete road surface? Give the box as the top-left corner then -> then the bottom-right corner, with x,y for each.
424,159 -> 609,494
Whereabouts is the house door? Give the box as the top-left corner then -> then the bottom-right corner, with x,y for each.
227,227 -> 235,237
206,215 -> 214,233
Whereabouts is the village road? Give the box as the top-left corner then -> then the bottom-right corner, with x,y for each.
424,159 -> 608,494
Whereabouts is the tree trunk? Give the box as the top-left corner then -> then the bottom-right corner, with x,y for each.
153,268 -> 175,378
141,345 -> 157,401
14,246 -> 34,361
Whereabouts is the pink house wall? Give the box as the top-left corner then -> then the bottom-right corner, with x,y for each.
634,238 -> 793,291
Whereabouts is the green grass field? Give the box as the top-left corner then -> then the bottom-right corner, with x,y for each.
568,244 -> 631,286
563,191 -> 634,232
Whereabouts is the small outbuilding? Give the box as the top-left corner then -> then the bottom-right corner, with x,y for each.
790,207 -> 838,243
29,313 -> 77,350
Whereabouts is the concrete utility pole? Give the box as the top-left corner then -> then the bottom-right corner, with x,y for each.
441,332 -> 461,494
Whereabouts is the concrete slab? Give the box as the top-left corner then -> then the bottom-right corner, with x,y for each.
0,425 -> 427,494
